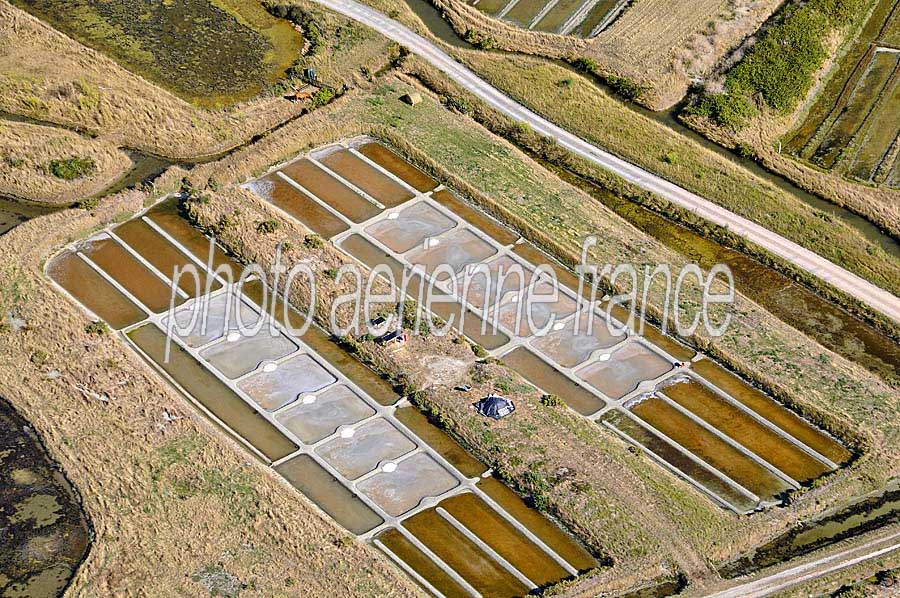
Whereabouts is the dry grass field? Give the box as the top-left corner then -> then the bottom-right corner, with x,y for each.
0,121 -> 131,204
587,0 -> 784,108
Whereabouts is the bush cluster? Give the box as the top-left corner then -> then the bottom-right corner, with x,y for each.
48,156 -> 96,180
688,0 -> 867,129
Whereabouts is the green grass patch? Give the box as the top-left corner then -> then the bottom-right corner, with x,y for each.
689,0 -> 869,127
48,156 -> 95,180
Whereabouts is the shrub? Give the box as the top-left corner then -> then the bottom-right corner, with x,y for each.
540,394 -> 563,407
662,151 -> 679,164
309,87 -> 335,109
573,57 -> 598,72
443,95 -> 473,115
603,74 -> 647,101
735,142 -> 755,159
464,29 -> 497,50
48,157 -> 95,180
685,92 -> 756,130
303,234 -> 324,249
75,196 -> 102,211
85,321 -> 108,335
256,220 -> 279,234
30,350 -> 49,366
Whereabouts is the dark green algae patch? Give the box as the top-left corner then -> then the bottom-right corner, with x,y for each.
0,397 -> 90,597
11,0 -> 304,107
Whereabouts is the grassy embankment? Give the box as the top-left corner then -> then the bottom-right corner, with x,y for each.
0,120 -> 131,204
174,74 -> 900,584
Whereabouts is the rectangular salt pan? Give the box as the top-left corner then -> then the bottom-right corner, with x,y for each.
357,453 -> 459,516
275,384 -> 376,444
201,330 -> 298,379
238,353 -> 337,411
164,293 -> 262,348
316,419 -> 417,480
576,342 -> 673,399
365,202 -> 456,254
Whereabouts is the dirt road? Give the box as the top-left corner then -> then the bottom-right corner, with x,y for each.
705,530 -> 900,597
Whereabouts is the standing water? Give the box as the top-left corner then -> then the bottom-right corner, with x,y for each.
0,398 -> 90,596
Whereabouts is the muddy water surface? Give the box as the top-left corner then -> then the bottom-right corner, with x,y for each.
275,455 -> 384,535
0,197 -> 58,236
79,235 -> 183,313
721,484 -> 900,577
376,527 -> 470,597
0,398 -> 90,598
602,410 -> 758,512
533,0 -> 583,32
692,360 -> 852,465
403,508 -> 531,597
280,159 -> 382,223
127,323 -> 298,462
440,492 -> 569,586
662,379 -> 829,483
357,142 -> 440,192
47,251 -> 145,329
630,396 -> 790,500
431,189 -> 520,246
477,476 -> 597,571
246,175 -> 349,239
317,149 -> 415,207
395,407 -> 486,478
114,219 -> 220,296
503,347 -> 606,415
145,200 -> 237,272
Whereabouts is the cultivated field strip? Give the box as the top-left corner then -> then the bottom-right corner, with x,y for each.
47,201 -> 596,597
247,137 -> 852,515
471,0 -> 626,36
789,0 -> 900,186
